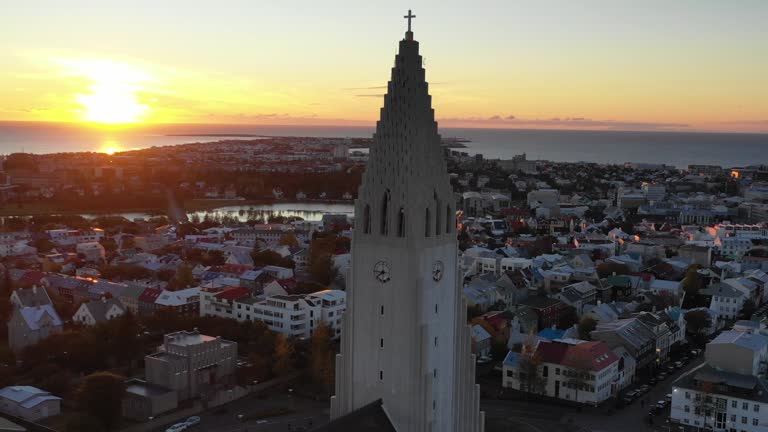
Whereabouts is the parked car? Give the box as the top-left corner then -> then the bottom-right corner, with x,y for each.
675,361 -> 684,368
649,406 -> 661,416
657,373 -> 667,380
657,400 -> 668,409
681,357 -> 690,364
185,416 -> 201,427
665,394 -> 672,403
639,385 -> 651,393
649,378 -> 658,385
165,424 -> 188,432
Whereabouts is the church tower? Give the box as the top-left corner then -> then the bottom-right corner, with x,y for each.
330,12 -> 485,432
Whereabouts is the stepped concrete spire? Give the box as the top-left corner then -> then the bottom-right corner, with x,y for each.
329,15 -> 485,432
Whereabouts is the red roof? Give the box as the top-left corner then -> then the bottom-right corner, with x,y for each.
214,286 -> 250,301
215,264 -> 253,275
536,340 -> 619,372
138,287 -> 162,303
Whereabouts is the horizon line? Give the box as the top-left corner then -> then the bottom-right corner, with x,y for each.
0,119 -> 766,136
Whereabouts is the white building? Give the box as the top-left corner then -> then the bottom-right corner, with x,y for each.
708,283 -> 746,320
234,290 -> 346,339
76,241 -> 106,262
671,331 -> 768,431
329,24 -> 484,432
502,340 -> 620,405
0,386 -> 61,421
46,228 -> 104,246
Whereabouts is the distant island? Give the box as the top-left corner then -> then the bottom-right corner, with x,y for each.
165,134 -> 469,148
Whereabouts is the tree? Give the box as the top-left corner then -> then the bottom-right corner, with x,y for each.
557,306 -> 579,330
596,262 -> 630,278
578,317 -> 597,340
310,323 -> 335,397
682,265 -> 703,298
517,333 -> 545,398
740,299 -> 757,320
75,372 -> 126,431
278,233 -> 300,248
167,263 -> 195,290
273,334 -> 296,377
684,310 -> 712,337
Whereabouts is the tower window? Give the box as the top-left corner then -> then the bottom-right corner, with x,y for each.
446,205 -> 452,234
380,338 -> 384,348
379,370 -> 383,381
397,207 -> 405,237
380,305 -> 384,316
425,207 -> 431,237
434,192 -> 441,236
381,190 -> 391,235
434,336 -> 438,347
435,304 -> 438,314
363,204 -> 371,234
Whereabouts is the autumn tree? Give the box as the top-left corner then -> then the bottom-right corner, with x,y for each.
740,299 -> 757,320
310,323 -> 335,397
557,306 -> 579,330
279,233 -> 300,248
75,372 -> 126,431
273,334 -> 296,377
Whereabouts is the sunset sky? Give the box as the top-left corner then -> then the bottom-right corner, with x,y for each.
1,0 -> 767,132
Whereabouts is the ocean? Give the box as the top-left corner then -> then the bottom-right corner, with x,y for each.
0,121 -> 766,168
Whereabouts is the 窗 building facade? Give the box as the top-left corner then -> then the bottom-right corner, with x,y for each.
327,14 -> 485,432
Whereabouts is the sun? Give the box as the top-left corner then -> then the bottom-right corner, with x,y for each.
60,60 -> 151,124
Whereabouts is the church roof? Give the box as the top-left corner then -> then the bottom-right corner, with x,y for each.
313,399 -> 396,432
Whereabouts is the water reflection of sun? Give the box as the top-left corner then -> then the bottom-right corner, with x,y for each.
99,140 -> 122,155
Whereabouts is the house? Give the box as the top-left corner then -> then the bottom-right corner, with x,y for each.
7,305 -> 63,353
502,340 -> 620,405
470,325 -> 492,357
137,287 -> 162,316
517,296 -> 567,330
154,288 -> 200,316
76,241 -> 105,262
9,286 -> 52,309
705,330 -> 768,376
200,286 -> 251,319
72,298 -> 126,326
118,284 -> 147,314
649,279 -> 683,298
554,281 -> 597,316
612,346 -> 636,390
133,234 -> 169,252
144,330 -> 237,401
591,317 -> 656,370
0,386 -> 61,421
705,283 -> 746,320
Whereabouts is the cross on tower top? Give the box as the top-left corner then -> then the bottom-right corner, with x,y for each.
404,9 -> 415,39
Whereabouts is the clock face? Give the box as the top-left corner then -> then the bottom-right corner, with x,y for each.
373,260 -> 391,283
432,260 -> 444,282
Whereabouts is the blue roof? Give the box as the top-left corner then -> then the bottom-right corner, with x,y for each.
503,351 -> 521,367
0,386 -> 58,404
538,328 -> 566,340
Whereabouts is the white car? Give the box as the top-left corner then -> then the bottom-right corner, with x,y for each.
185,416 -> 201,427
165,423 -> 188,432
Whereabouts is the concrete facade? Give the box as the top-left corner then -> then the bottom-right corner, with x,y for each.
330,28 -> 484,432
